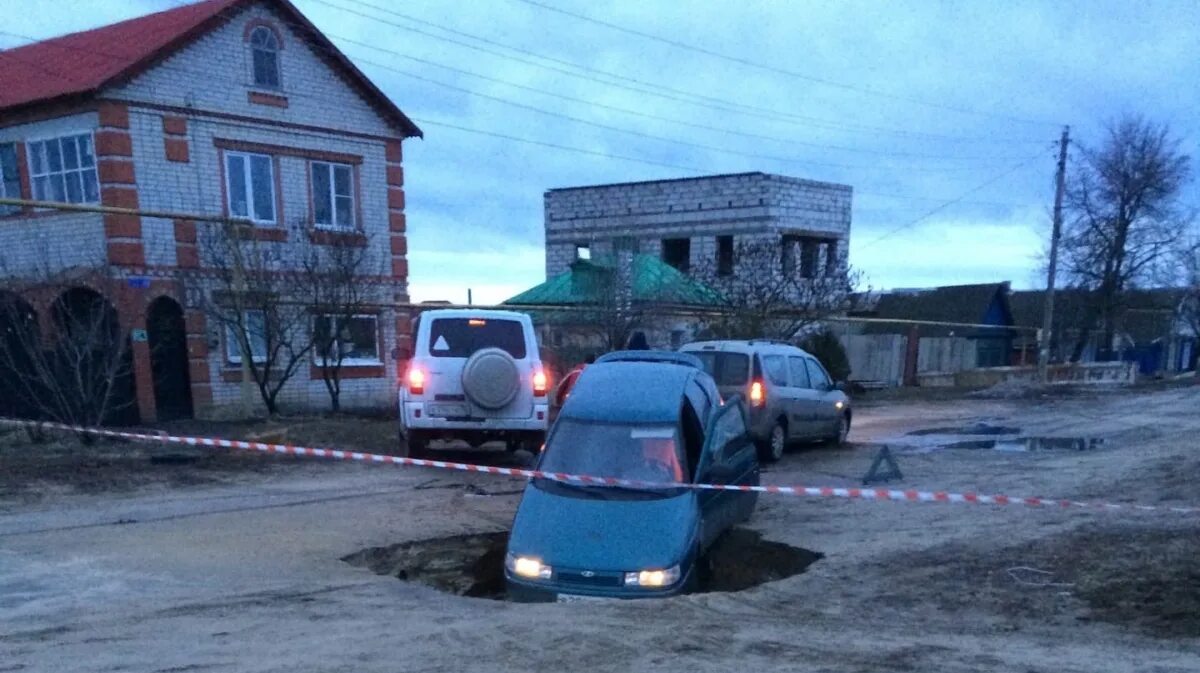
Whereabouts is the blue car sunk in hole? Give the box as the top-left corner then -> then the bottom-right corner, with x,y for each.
505,351 -> 759,602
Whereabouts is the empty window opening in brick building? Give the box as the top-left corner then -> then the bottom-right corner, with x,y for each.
662,238 -> 690,271
717,235 -> 734,276
782,235 -> 838,279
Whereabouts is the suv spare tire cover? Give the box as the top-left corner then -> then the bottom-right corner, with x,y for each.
461,347 -> 521,410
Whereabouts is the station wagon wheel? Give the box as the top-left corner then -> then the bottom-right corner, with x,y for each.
759,421 -> 786,463
833,413 -> 850,446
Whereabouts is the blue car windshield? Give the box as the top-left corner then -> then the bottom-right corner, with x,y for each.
538,419 -> 688,486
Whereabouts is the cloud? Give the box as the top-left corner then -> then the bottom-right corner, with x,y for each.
4,0 -> 1197,303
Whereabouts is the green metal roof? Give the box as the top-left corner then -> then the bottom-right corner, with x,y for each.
504,255 -> 725,307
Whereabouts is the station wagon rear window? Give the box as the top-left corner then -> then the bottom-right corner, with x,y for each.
691,352 -> 749,386
427,318 -> 526,359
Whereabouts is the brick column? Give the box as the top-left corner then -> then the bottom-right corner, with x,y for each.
387,139 -> 410,380
185,309 -> 214,417
95,101 -> 144,267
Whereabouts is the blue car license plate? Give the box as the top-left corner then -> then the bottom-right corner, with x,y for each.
555,593 -> 606,603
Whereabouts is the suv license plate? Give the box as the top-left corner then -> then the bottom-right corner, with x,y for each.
556,593 -> 606,603
427,403 -> 467,418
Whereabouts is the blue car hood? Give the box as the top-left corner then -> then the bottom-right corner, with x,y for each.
508,484 -> 698,571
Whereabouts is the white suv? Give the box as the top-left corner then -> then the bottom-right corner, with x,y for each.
399,309 -> 549,457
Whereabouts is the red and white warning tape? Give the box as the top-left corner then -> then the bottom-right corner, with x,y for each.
3,418 -> 1197,514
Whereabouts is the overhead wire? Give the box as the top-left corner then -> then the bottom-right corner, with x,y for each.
315,0 -> 1051,144
511,0 -> 1060,128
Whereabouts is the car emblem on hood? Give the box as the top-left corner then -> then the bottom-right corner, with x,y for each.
580,570 -> 595,578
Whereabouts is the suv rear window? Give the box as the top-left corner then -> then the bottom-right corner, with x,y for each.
427,318 -> 527,359
691,351 -> 749,386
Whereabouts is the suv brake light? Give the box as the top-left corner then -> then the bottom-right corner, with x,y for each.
532,370 -> 548,397
407,367 -> 425,395
749,380 -> 765,406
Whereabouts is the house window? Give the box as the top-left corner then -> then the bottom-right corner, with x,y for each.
249,26 -> 281,89
27,134 -> 98,204
662,238 -> 690,272
575,243 -> 591,261
311,161 -> 355,229
716,235 -> 734,276
226,310 -> 268,364
225,151 -> 276,223
0,143 -> 19,214
313,314 -> 380,365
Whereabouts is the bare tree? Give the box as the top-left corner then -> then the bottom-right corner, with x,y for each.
692,237 -> 858,340
0,262 -> 135,437
199,220 -> 313,416
302,231 -> 381,412
1175,236 -> 1200,373
1061,115 -> 1192,360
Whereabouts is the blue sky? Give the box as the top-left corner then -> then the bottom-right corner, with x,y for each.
3,0 -> 1197,303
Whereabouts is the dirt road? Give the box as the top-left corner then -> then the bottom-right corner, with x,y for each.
2,385 -> 1198,672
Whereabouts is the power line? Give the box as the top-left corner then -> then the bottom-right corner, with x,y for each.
329,33 -> 1033,162
857,153 -> 1047,249
315,0 -> 1048,144
512,0 -> 1059,128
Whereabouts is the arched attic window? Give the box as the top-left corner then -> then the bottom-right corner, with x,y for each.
248,25 -> 281,89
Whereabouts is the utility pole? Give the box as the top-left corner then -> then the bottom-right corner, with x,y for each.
1039,126 -> 1070,382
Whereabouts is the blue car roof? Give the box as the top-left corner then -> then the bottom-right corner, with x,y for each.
558,360 -> 694,424
594,350 -> 703,369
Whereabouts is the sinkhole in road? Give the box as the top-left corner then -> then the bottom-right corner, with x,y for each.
341,529 -> 822,600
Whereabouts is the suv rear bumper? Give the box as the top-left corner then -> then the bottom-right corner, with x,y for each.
400,401 -> 549,432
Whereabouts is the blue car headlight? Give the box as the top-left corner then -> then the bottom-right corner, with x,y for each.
623,565 -> 681,588
505,553 -> 553,581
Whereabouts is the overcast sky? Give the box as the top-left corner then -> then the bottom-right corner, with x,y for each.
3,0 -> 1197,303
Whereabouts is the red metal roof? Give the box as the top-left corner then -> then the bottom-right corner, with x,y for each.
0,0 -> 421,137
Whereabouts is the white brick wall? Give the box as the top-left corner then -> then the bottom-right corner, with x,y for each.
108,1 -> 397,139
0,113 -> 106,276
543,172 -> 852,278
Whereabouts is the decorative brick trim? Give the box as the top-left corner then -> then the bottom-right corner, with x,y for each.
94,130 -> 133,157
165,138 -> 190,163
243,18 -> 284,47
162,116 -> 188,136
100,185 -> 139,210
120,100 -> 402,143
248,91 -> 289,108
391,258 -> 408,278
189,360 -> 212,384
104,214 -> 142,239
309,228 -> 367,247
385,140 -> 402,163
309,363 -> 385,380
176,246 -> 200,268
388,212 -> 406,232
107,241 -> 146,267
214,137 -> 362,164
97,158 -> 136,184
387,187 -> 405,210
173,219 -> 197,244
97,101 -> 130,129
389,234 -> 407,256
386,165 -> 404,186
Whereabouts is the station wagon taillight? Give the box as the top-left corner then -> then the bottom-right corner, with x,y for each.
407,367 -> 425,395
532,370 -> 548,397
749,380 -> 765,407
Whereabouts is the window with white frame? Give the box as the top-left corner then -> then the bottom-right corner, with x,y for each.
224,151 -> 276,223
226,310 -> 269,364
27,134 -> 98,204
249,26 -> 281,89
313,314 -> 380,365
310,161 -> 355,229
0,143 -> 19,215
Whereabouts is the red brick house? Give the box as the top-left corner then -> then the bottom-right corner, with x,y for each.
0,0 -> 420,420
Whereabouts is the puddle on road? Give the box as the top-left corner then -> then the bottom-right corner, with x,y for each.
341,529 -> 821,600
898,423 -> 1105,452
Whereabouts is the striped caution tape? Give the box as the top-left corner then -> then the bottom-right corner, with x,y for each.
3,417 -> 1196,514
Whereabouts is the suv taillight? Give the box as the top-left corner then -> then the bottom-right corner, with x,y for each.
407,367 -> 425,395
749,380 -> 765,406
533,370 -> 548,397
